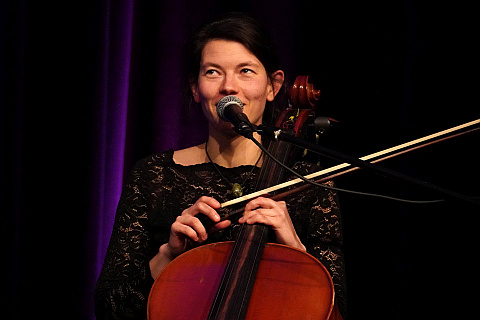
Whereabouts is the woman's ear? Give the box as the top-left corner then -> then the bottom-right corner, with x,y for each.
266,70 -> 285,102
190,81 -> 201,103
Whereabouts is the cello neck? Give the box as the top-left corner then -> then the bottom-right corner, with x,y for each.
207,138 -> 293,320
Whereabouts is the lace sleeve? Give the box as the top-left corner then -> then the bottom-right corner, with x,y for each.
286,163 -> 347,317
308,183 -> 346,314
94,158 -> 158,320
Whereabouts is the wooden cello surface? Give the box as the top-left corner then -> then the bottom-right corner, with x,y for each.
148,241 -> 334,320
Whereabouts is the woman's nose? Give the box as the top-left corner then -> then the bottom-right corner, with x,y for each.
219,73 -> 239,95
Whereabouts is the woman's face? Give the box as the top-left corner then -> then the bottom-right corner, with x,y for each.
191,40 -> 283,135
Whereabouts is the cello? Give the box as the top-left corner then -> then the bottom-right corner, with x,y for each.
147,76 -> 341,320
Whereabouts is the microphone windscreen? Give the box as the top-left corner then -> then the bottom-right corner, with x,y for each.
216,95 -> 243,121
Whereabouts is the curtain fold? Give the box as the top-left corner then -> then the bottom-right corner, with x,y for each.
89,0 -> 134,279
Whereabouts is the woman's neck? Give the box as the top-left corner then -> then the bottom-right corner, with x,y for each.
205,129 -> 263,168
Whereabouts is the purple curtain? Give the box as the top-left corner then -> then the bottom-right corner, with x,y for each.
2,1 -> 479,319
88,0 -> 135,309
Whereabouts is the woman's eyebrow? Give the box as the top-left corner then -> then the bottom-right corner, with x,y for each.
200,62 -> 222,69
200,61 -> 261,69
237,61 -> 261,68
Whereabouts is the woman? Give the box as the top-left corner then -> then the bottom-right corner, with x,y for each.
95,13 -> 346,319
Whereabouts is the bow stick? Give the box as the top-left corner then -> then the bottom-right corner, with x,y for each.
220,119 -> 480,211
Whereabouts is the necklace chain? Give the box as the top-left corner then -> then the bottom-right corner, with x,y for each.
205,140 -> 262,198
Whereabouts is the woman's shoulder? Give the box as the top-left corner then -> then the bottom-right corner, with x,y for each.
125,150 -> 176,184
135,149 -> 175,169
131,144 -> 207,173
172,144 -> 207,166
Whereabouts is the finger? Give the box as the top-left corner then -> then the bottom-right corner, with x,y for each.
239,208 -> 275,225
195,201 -> 221,222
171,219 -> 202,242
242,207 -> 276,219
244,196 -> 276,212
207,220 -> 232,233
184,196 -> 221,222
198,196 -> 221,209
243,197 -> 282,221
239,208 -> 278,223
175,215 -> 208,241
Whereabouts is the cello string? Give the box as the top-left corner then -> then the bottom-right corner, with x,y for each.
221,119 -> 480,207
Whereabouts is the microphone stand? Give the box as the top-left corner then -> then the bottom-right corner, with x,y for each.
255,124 -> 479,207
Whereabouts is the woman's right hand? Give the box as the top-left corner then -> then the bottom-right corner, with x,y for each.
167,196 -> 231,257
150,196 -> 231,279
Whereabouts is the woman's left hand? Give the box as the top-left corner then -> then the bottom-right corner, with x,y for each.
239,197 -> 306,251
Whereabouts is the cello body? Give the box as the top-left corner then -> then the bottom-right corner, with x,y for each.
148,241 -> 334,319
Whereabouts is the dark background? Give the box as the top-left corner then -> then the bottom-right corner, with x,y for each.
2,1 -> 478,319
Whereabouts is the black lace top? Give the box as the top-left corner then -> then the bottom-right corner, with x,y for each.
94,149 -> 346,319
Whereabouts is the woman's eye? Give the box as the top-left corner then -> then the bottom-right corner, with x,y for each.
241,68 -> 254,74
205,69 -> 218,75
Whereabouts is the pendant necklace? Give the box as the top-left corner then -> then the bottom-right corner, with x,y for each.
205,140 -> 262,198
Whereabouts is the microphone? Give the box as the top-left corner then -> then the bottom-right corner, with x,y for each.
216,95 -> 255,138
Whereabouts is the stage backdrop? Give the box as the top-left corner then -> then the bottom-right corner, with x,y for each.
2,1 -> 478,319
